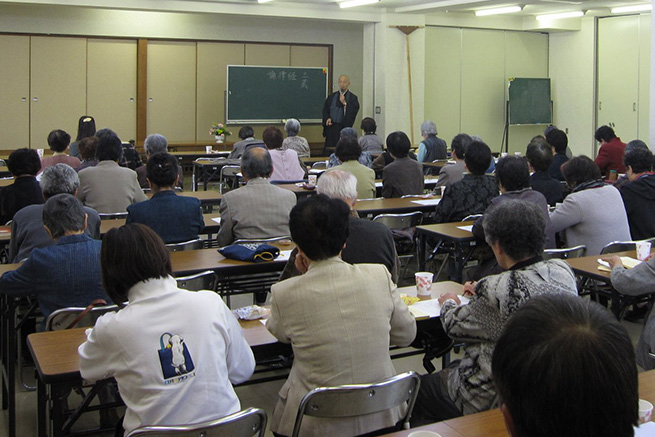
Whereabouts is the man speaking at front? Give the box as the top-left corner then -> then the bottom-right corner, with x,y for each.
322,74 -> 360,155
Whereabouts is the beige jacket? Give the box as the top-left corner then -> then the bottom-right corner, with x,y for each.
216,178 -> 297,246
77,161 -> 147,213
267,257 -> 417,436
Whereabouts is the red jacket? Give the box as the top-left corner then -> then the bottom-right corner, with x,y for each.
595,137 -> 626,177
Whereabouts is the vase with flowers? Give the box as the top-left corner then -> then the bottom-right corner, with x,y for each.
209,123 -> 231,143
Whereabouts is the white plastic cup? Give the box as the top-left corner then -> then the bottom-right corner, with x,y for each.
408,431 -> 442,437
36,149 -> 44,158
639,399 -> 653,424
308,174 -> 317,185
415,272 -> 434,298
205,146 -> 213,154
636,241 -> 652,261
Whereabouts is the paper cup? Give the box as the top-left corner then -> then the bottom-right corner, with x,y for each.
36,149 -> 44,158
205,146 -> 213,153
308,174 -> 317,185
636,241 -> 651,261
639,399 -> 653,424
408,431 -> 442,437
415,272 -> 434,298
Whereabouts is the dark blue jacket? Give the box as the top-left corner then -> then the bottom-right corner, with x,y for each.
126,190 -> 204,244
0,234 -> 108,320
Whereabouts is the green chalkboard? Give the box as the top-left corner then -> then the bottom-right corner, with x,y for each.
508,78 -> 552,125
226,65 -> 328,124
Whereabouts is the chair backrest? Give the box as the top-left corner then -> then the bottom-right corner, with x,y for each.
126,407 -> 267,437
233,236 -> 291,246
175,270 -> 218,292
221,165 -> 241,179
290,371 -> 420,437
45,304 -> 120,331
601,241 -> 638,255
311,161 -> 328,170
99,212 -> 129,220
372,212 -> 423,230
543,245 -> 587,260
166,239 -> 204,252
270,180 -> 307,184
400,194 -> 429,198
462,214 -> 483,222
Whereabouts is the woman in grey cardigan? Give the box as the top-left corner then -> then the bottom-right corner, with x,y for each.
550,156 -> 630,255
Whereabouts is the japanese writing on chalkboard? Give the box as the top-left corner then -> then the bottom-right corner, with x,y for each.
266,70 -> 309,90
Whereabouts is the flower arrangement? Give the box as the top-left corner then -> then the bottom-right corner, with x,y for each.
209,123 -> 231,137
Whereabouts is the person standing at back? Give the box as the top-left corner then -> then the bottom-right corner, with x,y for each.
322,74 -> 360,155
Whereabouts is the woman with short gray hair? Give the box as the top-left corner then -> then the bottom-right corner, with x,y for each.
417,120 -> 447,174
281,118 -> 310,157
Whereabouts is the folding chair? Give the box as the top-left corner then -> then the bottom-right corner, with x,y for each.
291,372 -> 420,437
175,270 -> 218,292
98,212 -> 129,220
166,238 -> 204,252
219,165 -> 242,194
372,212 -> 423,279
543,245 -> 587,260
126,407 -> 267,437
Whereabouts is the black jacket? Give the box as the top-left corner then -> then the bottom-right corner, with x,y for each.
621,174 -> 655,240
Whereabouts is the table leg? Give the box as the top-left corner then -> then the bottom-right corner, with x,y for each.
192,164 -> 197,192
37,376 -> 46,437
452,243 -> 465,284
1,294 -> 7,411
7,300 -> 15,437
50,383 -> 69,437
418,233 -> 427,272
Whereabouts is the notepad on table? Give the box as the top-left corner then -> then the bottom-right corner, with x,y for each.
597,257 -> 642,272
411,198 -> 441,206
457,225 -> 473,232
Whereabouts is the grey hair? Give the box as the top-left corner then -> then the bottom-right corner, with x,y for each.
241,147 -> 273,179
317,170 -> 357,201
421,121 -> 438,136
340,127 -> 358,139
144,134 -> 168,155
482,199 -> 546,261
471,135 -> 484,142
42,194 -> 86,239
285,119 -> 301,137
40,164 -> 80,198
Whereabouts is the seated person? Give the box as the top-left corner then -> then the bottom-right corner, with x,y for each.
0,148 -> 45,225
411,200 -> 578,425
372,148 -> 417,173
40,129 -> 81,171
472,155 -> 555,249
127,153 -> 203,244
280,170 -> 399,282
227,125 -> 266,159
9,164 -> 101,263
328,127 -> 373,168
614,139 -> 649,189
526,137 -> 563,206
358,117 -> 384,153
381,131 -> 424,198
79,224 -> 255,436
217,147 -> 296,246
0,194 -> 110,321
417,120 -> 447,175
546,128 -> 570,181
492,293 -> 640,437
77,128 -> 147,213
263,126 -> 307,182
603,253 -> 655,370
267,195 -> 416,436
619,147 -> 655,240
433,140 -> 498,223
281,118 -> 310,158
69,115 -> 96,159
329,137 -> 376,199
550,156 -> 630,255
119,140 -> 143,170
434,133 -> 472,190
136,134 -> 183,189
76,136 -> 98,172
594,125 -> 627,178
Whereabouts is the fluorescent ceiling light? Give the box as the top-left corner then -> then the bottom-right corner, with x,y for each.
396,0 -> 488,13
258,0 -> 273,3
339,0 -> 380,8
475,5 -> 522,16
611,4 -> 651,13
536,11 -> 584,20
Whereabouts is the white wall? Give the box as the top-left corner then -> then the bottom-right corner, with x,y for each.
549,17 -> 597,156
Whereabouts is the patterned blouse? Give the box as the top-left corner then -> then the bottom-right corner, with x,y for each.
433,174 -> 498,223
